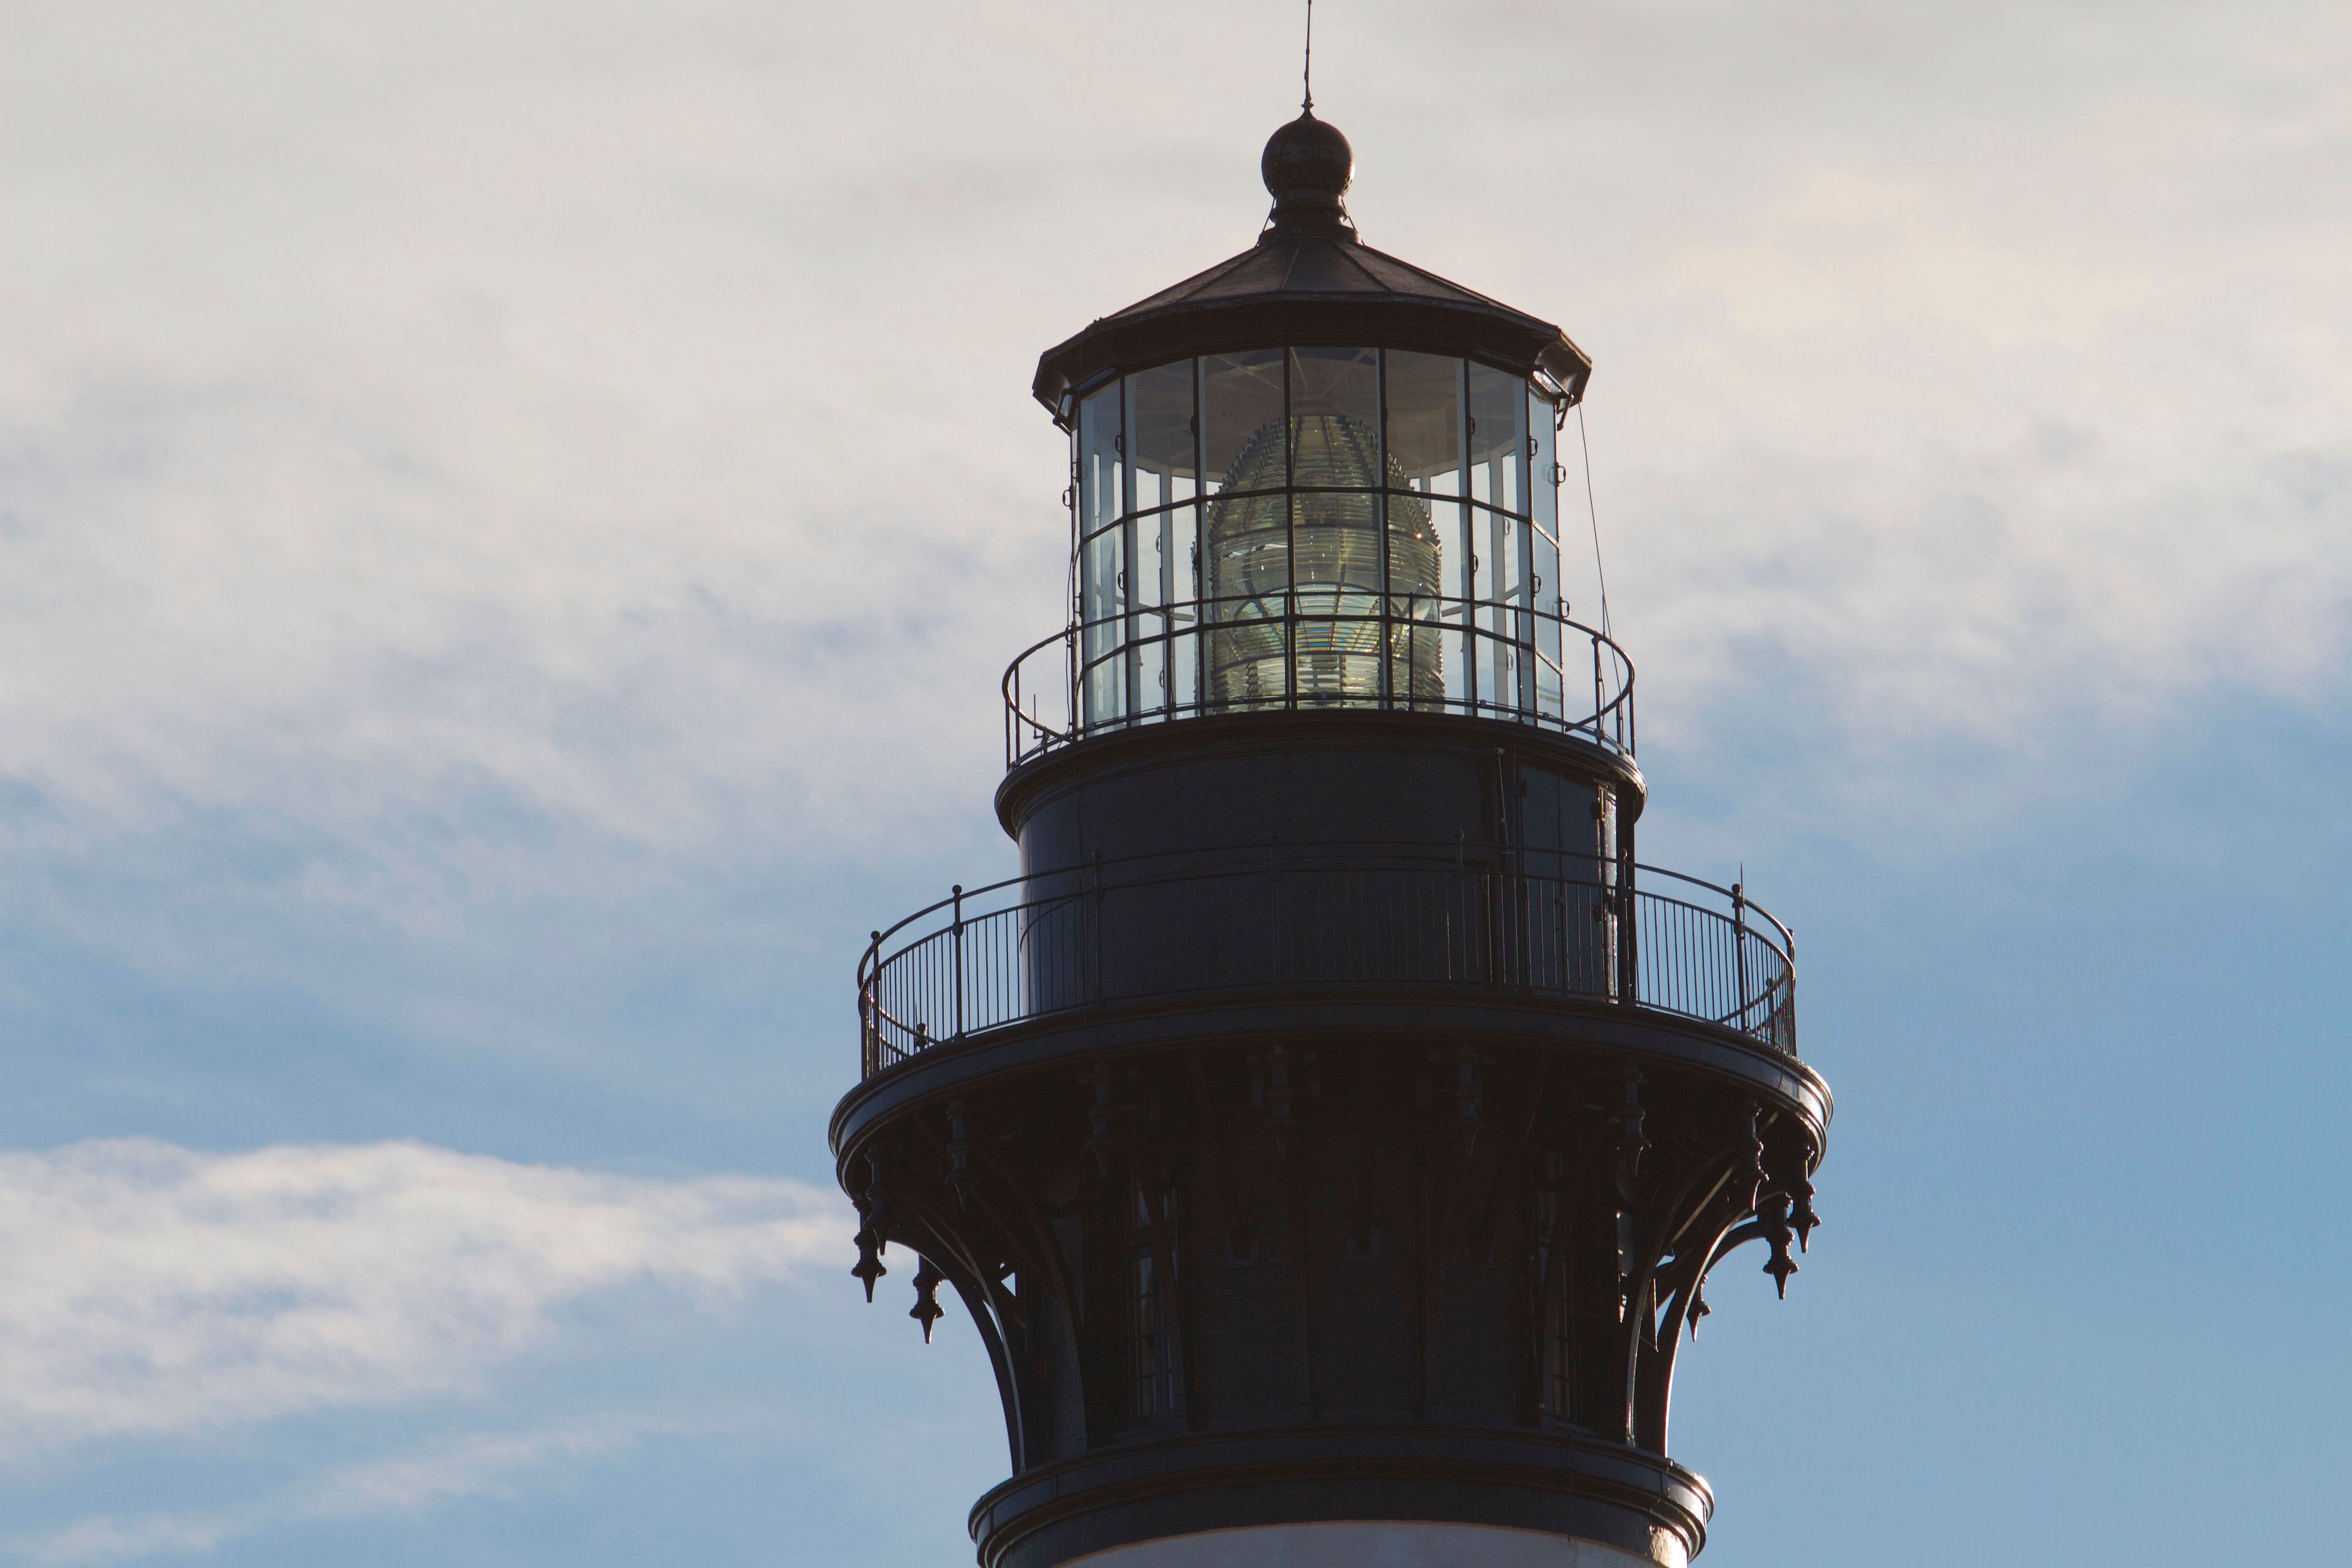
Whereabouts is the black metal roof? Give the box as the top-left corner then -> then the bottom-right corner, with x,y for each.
1033,112 -> 1593,421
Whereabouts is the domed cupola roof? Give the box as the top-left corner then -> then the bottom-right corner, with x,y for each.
1033,110 -> 1592,420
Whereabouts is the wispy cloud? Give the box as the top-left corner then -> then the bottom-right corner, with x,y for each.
0,1139 -> 845,1451
6,1414 -> 680,1566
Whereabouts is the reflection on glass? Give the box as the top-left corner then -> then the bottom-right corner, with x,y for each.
1084,522 -> 1125,726
1081,383 -> 1124,536
1529,386 -> 1564,717
1384,350 -> 1461,497
1129,363 -> 1197,510
1079,382 -> 1126,727
1468,361 -> 1526,514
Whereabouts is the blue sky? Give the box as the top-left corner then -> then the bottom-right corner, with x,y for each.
1,2 -> 2346,1564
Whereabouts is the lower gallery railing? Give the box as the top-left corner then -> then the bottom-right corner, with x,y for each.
858,843 -> 1795,1078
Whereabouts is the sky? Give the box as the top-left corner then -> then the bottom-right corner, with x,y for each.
1,1 -> 2346,1563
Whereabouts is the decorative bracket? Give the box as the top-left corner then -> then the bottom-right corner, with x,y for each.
911,1255 -> 946,1342
852,1147 -> 890,1302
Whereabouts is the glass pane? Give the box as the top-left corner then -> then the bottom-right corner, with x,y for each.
1468,363 -> 1527,514
1129,362 -> 1197,513
1203,350 -> 1288,711
1389,589 -> 1446,711
1204,484 -> 1289,617
1291,486 -> 1382,596
1167,501 -> 1201,718
1530,386 -> 1559,567
1536,633 -> 1566,722
1532,507 -> 1565,720
1207,605 -> 1287,712
1288,347 -> 1380,487
1384,351 -> 1462,497
1202,350 -> 1285,494
1079,383 -> 1128,731
1082,522 -> 1127,728
1291,493 -> 1383,707
1476,507 -> 1520,713
1385,488 -> 1446,708
1473,505 -> 1507,604
1425,499 -> 1471,712
1133,510 -> 1171,717
1080,382 -> 1125,533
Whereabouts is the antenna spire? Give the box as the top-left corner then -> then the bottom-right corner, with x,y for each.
1303,0 -> 1314,112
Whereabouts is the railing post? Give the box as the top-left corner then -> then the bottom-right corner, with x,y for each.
1617,853 -> 1638,1008
862,928 -> 882,1078
1732,881 -> 1750,1038
951,884 -> 966,1042
1591,637 -> 1603,744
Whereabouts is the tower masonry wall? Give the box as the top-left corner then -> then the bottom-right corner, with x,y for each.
1000,711 -> 1642,873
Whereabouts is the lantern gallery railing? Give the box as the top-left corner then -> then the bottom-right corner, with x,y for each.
857,842 -> 1794,1080
1003,594 -> 1635,769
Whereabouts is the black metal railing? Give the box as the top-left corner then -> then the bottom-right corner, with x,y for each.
1003,594 -> 1635,769
856,842 -> 1793,1079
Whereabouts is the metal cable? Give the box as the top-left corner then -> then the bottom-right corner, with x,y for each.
1577,401 -> 1612,639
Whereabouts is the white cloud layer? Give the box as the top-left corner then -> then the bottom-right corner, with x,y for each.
1,0 -> 2340,867
0,1139 -> 843,1451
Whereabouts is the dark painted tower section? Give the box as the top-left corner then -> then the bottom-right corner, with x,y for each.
832,111 -> 1831,1568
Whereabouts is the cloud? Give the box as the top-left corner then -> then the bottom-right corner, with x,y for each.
6,1415 -> 668,1567
0,2 -> 2341,864
0,0 -> 2346,1015
0,1139 -> 846,1451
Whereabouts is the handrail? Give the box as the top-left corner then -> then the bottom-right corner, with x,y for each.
1002,592 -> 1637,770
855,840 -> 1795,1080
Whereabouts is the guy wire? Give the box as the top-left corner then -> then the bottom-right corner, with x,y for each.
1577,401 -> 1613,639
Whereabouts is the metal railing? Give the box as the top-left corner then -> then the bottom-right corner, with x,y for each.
856,842 -> 1794,1080
1003,594 -> 1635,770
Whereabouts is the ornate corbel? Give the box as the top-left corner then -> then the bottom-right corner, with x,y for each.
1789,1131 -> 1822,1253
852,1145 -> 890,1302
911,1255 -> 946,1342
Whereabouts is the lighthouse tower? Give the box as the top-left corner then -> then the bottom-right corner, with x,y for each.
832,106 -> 1831,1568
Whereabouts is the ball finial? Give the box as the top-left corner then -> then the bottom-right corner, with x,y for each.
1259,110 -> 1354,239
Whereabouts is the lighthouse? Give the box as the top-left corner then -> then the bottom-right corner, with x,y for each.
832,103 -> 1831,1568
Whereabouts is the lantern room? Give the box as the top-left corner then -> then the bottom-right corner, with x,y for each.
1024,111 -> 1624,763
